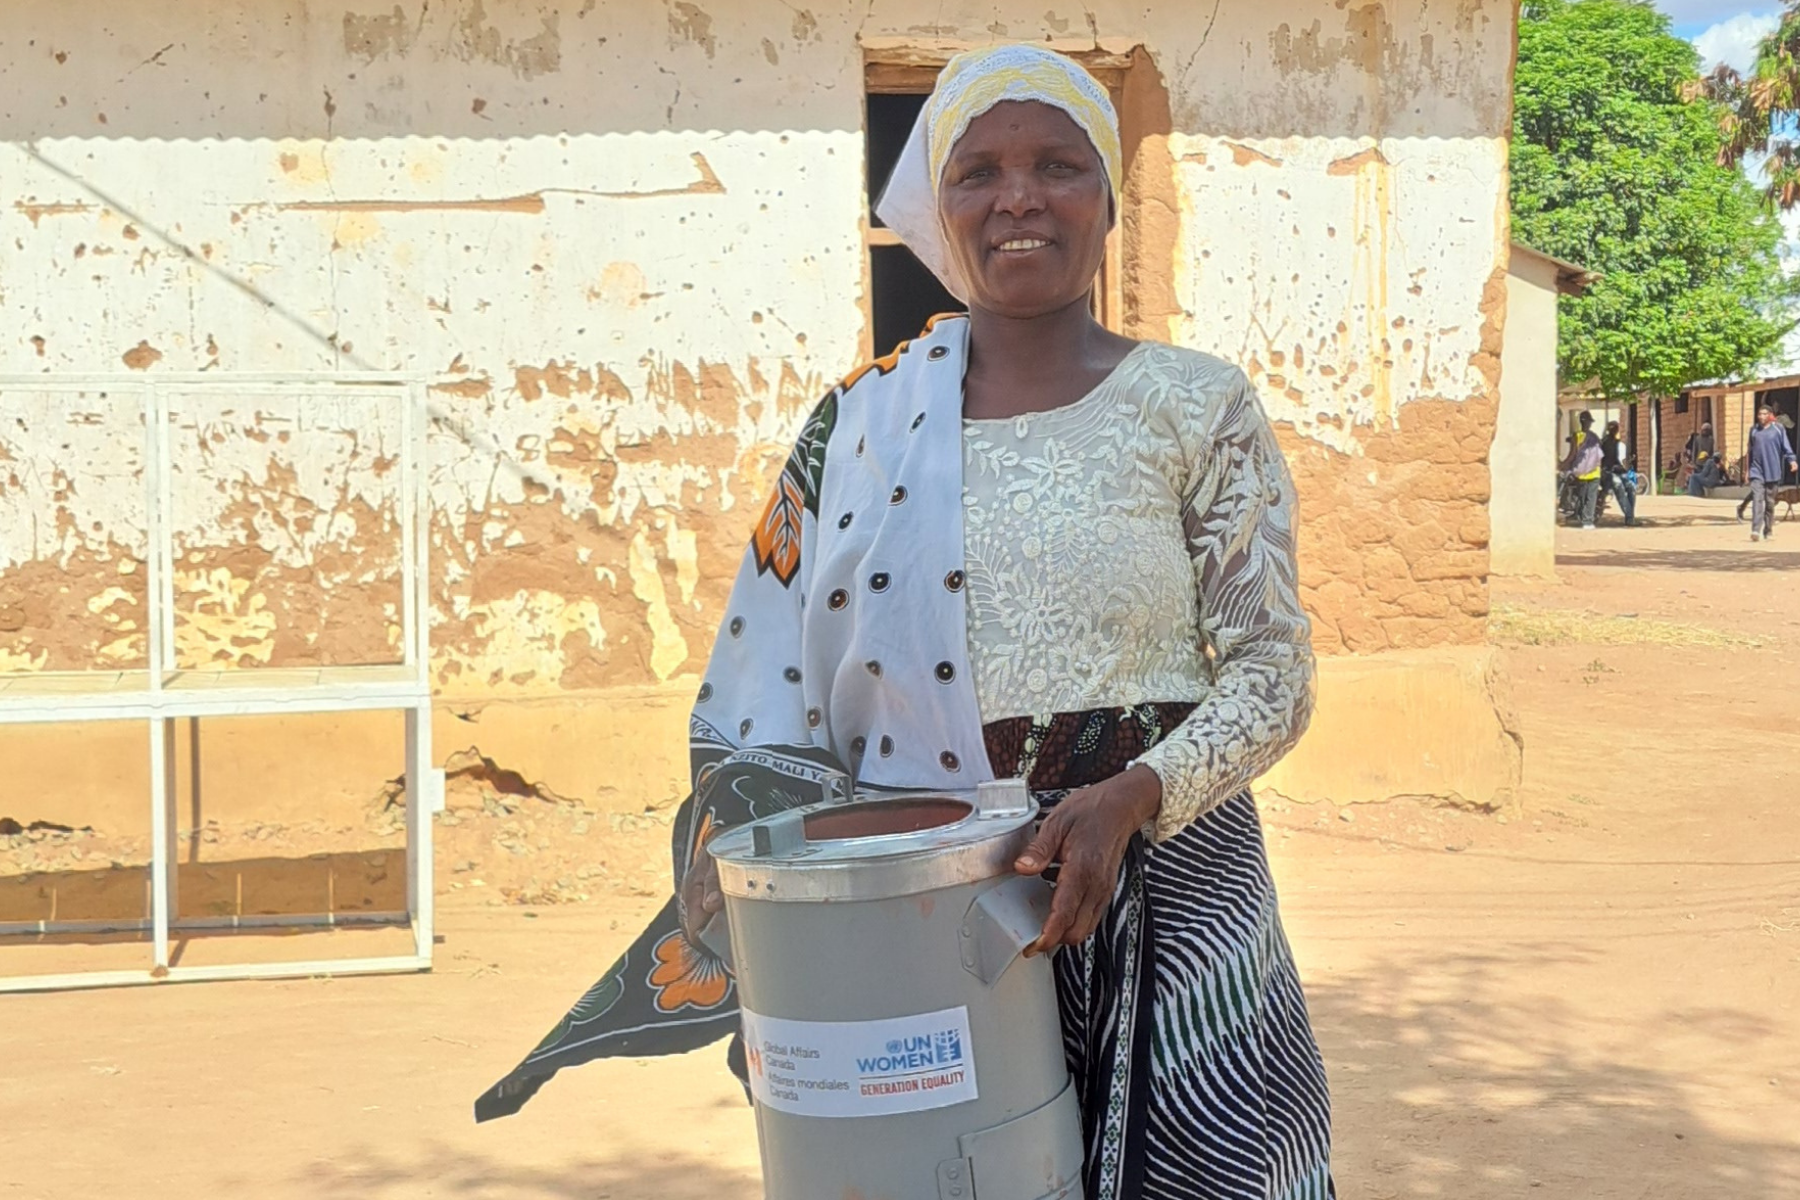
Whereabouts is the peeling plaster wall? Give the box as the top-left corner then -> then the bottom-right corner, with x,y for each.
1,0 -> 1514,716
2,0 -> 870,691
1,390 -> 409,671
1175,135 -> 1503,453
0,392 -> 149,671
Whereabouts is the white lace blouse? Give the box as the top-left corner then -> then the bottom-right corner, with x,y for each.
960,342 -> 1315,841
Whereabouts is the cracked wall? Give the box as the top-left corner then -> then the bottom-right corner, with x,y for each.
0,0 -> 1516,821
2,0 -> 865,689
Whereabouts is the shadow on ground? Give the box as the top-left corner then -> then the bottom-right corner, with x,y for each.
257,948 -> 1800,1200
1595,511 -> 1799,530
1557,548 -> 1800,573
288,1145 -> 758,1200
0,850 -> 405,926
1311,951 -> 1800,1197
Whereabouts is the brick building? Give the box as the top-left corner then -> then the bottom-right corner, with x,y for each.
1651,378 -> 1800,485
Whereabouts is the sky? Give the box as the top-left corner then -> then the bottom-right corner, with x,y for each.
1666,0 -> 1790,203
1657,0 -> 1783,71
1653,1 -> 1800,371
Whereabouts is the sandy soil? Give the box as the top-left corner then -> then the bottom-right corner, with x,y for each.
3,494 -> 1797,1199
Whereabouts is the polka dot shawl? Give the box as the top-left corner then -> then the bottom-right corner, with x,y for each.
696,314 -> 990,791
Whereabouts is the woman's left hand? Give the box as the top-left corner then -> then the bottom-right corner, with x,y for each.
1014,764 -> 1163,955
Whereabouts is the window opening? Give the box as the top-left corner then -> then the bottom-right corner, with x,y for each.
865,89 -> 964,359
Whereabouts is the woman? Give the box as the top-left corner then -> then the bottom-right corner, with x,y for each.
479,43 -> 1334,1200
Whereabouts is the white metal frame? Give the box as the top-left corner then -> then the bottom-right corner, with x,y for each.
0,374 -> 438,991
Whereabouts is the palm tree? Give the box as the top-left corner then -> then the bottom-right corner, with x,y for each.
1697,7 -> 1800,207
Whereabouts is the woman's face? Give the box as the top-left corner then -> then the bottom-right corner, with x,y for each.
937,100 -> 1112,319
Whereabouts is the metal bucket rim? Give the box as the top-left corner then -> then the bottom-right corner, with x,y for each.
709,790 -> 1039,902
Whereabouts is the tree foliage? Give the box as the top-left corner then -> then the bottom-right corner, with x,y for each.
1512,0 -> 1793,399
1697,6 -> 1800,207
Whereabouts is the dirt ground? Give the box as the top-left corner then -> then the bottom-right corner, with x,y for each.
3,493 -> 1798,1199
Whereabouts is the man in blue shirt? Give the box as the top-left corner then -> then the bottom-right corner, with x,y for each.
1748,405 -> 1798,542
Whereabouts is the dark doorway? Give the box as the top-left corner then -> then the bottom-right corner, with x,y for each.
866,92 -> 924,223
870,244 -> 958,359
864,90 -> 964,358
1762,385 -> 1800,429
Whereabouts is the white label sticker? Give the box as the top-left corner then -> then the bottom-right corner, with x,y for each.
739,1005 -> 979,1119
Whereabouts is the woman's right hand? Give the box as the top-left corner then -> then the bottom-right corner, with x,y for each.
680,851 -> 725,946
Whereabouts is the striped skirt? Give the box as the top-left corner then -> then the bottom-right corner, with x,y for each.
990,706 -> 1335,1200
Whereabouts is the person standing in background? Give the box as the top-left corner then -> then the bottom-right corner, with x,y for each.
1748,404 -> 1798,542
1601,419 -> 1635,526
1745,411 -> 1800,519
1560,411 -> 1605,529
1738,415 -> 1761,522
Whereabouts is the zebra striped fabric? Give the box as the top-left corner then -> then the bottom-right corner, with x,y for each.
1051,790 -> 1335,1200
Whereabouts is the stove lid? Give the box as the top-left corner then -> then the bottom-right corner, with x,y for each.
707,778 -> 1037,902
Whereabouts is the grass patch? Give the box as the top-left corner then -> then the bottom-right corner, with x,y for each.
1489,603 -> 1764,649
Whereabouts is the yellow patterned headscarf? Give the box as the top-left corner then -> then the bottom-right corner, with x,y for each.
925,45 -> 1121,202
874,44 -> 1121,302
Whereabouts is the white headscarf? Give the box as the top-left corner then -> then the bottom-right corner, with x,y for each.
874,44 -> 1122,302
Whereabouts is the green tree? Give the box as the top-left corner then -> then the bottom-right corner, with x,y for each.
1512,0 -> 1793,400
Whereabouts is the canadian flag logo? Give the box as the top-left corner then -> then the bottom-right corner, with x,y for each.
747,1043 -> 764,1078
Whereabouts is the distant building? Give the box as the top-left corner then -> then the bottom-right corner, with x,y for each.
1649,379 -> 1800,485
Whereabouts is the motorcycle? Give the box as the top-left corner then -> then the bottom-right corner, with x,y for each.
1557,471 -> 1596,523
1559,468 -> 1640,523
